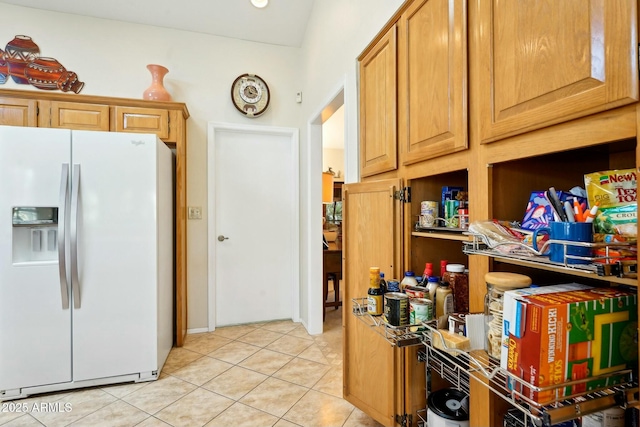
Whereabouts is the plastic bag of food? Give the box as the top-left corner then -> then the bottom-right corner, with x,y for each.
584,169 -> 637,242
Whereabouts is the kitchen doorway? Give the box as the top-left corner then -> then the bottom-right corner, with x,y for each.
309,85 -> 346,333
207,123 -> 300,328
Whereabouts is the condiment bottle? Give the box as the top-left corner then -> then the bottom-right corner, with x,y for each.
435,281 -> 454,328
367,267 -> 383,316
421,262 -> 433,285
426,276 -> 439,304
400,271 -> 419,291
379,272 -> 387,294
443,264 -> 468,313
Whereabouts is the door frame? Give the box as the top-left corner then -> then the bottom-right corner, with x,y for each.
206,122 -> 300,330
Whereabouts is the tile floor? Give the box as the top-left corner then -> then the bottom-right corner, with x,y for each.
0,302 -> 383,427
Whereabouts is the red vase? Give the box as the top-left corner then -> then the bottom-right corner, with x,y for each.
143,64 -> 171,101
25,57 -> 65,90
5,35 -> 40,84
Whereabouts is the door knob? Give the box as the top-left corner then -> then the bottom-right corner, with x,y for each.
217,235 -> 229,242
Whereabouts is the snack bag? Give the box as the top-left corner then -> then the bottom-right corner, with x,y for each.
584,169 -> 637,242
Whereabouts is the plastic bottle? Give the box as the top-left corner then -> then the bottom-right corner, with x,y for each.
439,260 -> 448,279
435,281 -> 454,328
426,276 -> 439,303
400,271 -> 419,291
443,263 -> 468,313
421,262 -> 433,284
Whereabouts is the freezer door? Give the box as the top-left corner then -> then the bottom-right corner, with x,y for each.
71,131 -> 162,381
0,126 -> 72,392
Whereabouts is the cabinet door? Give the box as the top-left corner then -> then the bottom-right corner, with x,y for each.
400,0 -> 467,164
359,26 -> 398,178
114,106 -> 170,141
49,101 -> 110,131
0,97 -> 37,127
343,179 -> 404,427
475,0 -> 638,144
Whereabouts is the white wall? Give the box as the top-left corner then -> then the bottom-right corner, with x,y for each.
0,0 -> 403,333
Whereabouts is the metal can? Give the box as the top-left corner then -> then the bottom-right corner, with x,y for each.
420,200 -> 438,214
384,292 -> 409,326
410,298 -> 433,324
458,207 -> 469,229
444,199 -> 460,228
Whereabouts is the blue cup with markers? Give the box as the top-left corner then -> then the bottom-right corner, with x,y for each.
532,221 -> 593,265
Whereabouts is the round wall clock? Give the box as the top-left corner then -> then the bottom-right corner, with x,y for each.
231,73 -> 270,117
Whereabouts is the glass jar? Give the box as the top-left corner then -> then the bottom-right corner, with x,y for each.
443,263 -> 468,313
484,272 -> 532,361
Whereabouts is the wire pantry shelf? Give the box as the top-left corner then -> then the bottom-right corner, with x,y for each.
351,297 -> 425,347
462,232 -> 637,280
420,322 -> 638,426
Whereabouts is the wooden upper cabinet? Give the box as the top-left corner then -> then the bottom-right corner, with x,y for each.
0,97 -> 37,127
359,25 -> 398,178
46,101 -> 110,131
399,0 -> 467,164
114,106 -> 171,141
475,0 -> 638,144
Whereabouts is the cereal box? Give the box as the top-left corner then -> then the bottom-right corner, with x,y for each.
505,287 -> 637,404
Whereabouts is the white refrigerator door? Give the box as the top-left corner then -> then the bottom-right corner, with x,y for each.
0,126 -> 73,391
71,131 -> 159,381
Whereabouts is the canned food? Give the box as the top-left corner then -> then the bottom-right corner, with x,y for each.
420,200 -> 438,214
384,292 -> 409,326
444,200 -> 460,228
410,298 -> 433,325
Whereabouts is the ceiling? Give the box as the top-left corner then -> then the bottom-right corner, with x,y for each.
0,0 -> 315,47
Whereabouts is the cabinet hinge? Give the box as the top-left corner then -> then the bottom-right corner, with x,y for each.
394,186 -> 411,203
395,413 -> 412,427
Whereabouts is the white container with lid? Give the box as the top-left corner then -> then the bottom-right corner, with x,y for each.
400,271 -> 419,290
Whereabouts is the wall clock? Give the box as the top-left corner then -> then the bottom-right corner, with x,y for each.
231,73 -> 270,117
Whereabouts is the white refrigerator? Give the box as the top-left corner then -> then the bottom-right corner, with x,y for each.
0,125 -> 173,400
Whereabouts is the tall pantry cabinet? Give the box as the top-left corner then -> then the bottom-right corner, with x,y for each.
344,1 -> 639,426
0,88 -> 190,348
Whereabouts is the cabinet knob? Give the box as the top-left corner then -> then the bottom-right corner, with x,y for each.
217,235 -> 229,242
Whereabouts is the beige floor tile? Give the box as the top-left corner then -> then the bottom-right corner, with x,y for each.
273,419 -> 302,427
207,341 -> 261,364
286,326 -> 315,341
237,329 -> 284,348
266,335 -> 313,357
170,356 -> 233,386
182,334 -> 232,355
134,416 -> 173,427
260,320 -> 298,334
29,388 -> 117,427
312,366 -> 343,398
343,407 -> 385,427
155,388 -> 233,427
121,375 -> 197,414
272,358 -> 330,388
67,400 -> 148,427
282,390 -> 354,427
101,381 -> 150,399
0,408 -> 23,426
210,324 -> 261,340
238,349 -> 293,376
202,366 -> 267,400
296,345 -> 329,365
0,414 -> 43,427
204,402 -> 279,427
161,347 -> 203,374
239,377 -> 308,418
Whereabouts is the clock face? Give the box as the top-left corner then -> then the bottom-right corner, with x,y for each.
231,74 -> 270,117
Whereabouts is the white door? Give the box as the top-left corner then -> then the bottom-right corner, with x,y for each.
208,123 -> 299,327
0,126 -> 72,391
71,131 -> 160,381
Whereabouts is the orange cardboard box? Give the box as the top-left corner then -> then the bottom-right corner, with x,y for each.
506,288 -> 637,404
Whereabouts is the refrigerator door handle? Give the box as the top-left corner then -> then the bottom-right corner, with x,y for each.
58,164 -> 70,310
70,164 -> 81,309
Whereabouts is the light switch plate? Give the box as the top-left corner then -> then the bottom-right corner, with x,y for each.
188,206 -> 202,219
